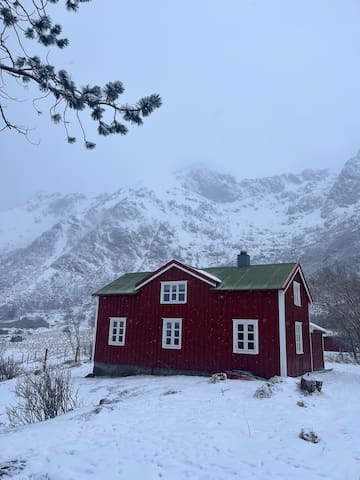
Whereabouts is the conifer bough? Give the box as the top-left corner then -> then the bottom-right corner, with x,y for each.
0,0 -> 162,148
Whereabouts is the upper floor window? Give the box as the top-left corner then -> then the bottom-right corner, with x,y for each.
295,321 -> 304,354
108,317 -> 126,346
233,319 -> 259,355
160,281 -> 187,304
162,318 -> 182,349
293,281 -> 301,306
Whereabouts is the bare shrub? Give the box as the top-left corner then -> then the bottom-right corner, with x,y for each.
0,341 -> 6,356
81,328 -> 94,362
63,313 -> 94,363
0,356 -> 21,381
63,315 -> 82,364
7,368 -> 78,426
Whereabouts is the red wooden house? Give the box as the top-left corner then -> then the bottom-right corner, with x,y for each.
92,252 -> 324,378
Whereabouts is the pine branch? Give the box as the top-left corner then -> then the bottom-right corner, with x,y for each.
0,0 -> 161,146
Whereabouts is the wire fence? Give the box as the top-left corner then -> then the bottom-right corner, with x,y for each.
0,328 -> 93,371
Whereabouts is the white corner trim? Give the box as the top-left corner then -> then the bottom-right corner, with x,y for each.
309,303 -> 314,372
278,290 -> 287,377
92,296 -> 99,363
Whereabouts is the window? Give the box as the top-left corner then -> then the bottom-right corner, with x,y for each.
108,317 -> 126,346
295,322 -> 303,354
293,281 -> 301,306
233,319 -> 259,355
160,281 -> 187,304
162,318 -> 182,349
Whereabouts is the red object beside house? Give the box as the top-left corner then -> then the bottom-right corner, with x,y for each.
310,323 -> 326,371
324,335 -> 351,353
92,252 -> 323,378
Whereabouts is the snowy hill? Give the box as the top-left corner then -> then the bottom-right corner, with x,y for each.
0,361 -> 359,479
1,152 -> 360,327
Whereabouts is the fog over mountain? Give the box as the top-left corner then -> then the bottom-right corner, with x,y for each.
1,152 -> 360,329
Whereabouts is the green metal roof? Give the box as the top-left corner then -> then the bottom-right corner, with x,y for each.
93,263 -> 297,295
203,264 -> 296,290
94,271 -> 151,295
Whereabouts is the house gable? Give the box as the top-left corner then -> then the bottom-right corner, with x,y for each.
283,268 -> 313,377
134,259 -> 220,290
282,263 -> 313,303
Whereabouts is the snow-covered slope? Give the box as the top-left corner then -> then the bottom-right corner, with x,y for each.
0,193 -> 91,254
0,361 -> 359,479
1,152 -> 360,327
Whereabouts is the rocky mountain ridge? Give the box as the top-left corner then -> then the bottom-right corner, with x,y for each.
1,152 -> 360,328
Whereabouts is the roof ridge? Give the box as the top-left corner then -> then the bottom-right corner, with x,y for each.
93,262 -> 300,296
203,262 -> 297,269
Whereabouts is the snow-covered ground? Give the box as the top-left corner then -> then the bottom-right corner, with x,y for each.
0,361 -> 359,479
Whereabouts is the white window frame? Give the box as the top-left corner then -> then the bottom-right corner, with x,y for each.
233,319 -> 259,355
160,281 -> 187,304
295,321 -> 304,354
293,281 -> 301,306
162,318 -> 182,349
108,317 -> 127,346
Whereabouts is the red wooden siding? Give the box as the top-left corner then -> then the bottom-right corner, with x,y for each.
94,266 -> 282,378
284,272 -> 312,377
311,331 -> 324,370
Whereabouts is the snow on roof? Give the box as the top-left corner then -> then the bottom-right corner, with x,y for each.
195,268 -> 222,284
310,322 -> 328,333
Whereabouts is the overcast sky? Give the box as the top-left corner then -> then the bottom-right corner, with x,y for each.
2,0 -> 360,209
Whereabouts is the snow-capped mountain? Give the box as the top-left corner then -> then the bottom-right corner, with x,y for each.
1,152 -> 360,328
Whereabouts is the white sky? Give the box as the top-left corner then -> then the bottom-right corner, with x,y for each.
2,0 -> 360,209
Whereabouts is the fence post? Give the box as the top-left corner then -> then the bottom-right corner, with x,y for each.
43,348 -> 48,372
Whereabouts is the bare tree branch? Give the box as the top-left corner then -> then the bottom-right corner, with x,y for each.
311,264 -> 360,363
